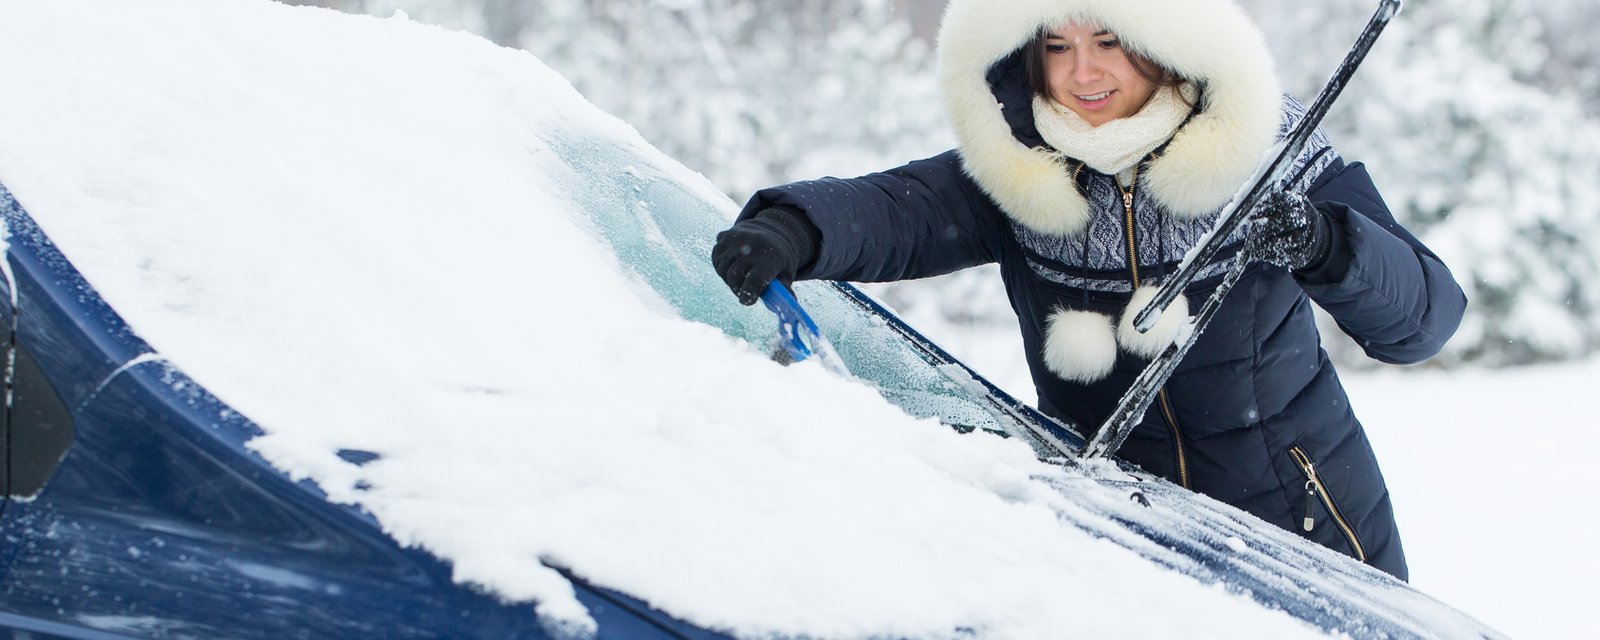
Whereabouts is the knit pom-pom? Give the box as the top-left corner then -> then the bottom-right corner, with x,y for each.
1043,309 -> 1118,384
1118,286 -> 1192,359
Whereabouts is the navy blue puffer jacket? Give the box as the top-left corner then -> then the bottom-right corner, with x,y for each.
736,98 -> 1465,579
734,0 -> 1466,581
741,134 -> 1463,581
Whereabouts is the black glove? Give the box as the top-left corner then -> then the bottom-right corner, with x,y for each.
711,206 -> 820,305
1247,190 -> 1332,272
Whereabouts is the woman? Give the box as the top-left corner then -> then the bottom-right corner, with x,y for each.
711,0 -> 1464,581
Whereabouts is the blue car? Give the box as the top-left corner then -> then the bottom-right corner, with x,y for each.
0,2 -> 1502,638
0,141 -> 1500,637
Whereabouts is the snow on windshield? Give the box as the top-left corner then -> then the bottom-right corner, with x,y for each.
0,1 -> 1326,637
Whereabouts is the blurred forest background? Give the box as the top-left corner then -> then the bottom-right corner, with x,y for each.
289,0 -> 1600,372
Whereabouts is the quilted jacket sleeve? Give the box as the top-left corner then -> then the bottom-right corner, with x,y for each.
1302,161 -> 1467,364
736,150 -> 1009,283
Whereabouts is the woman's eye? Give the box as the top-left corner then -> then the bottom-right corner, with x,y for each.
1098,39 -> 1120,49
1046,44 -> 1067,53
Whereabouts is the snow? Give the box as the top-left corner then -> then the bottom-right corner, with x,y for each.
0,1 -> 1339,638
1349,360 -> 1600,640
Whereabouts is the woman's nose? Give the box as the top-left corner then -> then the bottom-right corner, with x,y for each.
1073,50 -> 1103,84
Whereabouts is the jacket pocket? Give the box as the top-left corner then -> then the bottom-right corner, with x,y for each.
1288,445 -> 1367,562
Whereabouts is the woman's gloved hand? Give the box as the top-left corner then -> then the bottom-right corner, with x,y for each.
711,206 -> 820,305
1248,190 -> 1332,272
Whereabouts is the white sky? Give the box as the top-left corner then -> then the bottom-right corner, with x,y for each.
0,0 -> 1579,638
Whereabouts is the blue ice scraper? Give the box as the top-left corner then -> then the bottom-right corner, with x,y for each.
759,282 -> 851,377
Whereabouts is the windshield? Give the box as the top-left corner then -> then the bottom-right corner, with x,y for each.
548,130 -> 1081,450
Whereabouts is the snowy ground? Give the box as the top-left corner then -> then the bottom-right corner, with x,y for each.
1350,359 -> 1600,640
880,286 -> 1599,639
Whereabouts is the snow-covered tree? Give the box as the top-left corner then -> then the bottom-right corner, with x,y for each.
500,0 -> 950,198
1247,0 -> 1600,366
1531,1 -> 1600,119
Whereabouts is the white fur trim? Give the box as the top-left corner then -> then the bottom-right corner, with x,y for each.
1043,309 -> 1118,383
937,0 -> 1281,233
1118,286 -> 1191,358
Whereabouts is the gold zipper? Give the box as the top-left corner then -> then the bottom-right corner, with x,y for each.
1117,167 -> 1190,489
1288,445 -> 1367,562
1118,169 -> 1142,287
1157,392 -> 1190,488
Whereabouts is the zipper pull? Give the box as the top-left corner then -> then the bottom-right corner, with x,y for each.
1122,190 -> 1134,211
1302,480 -> 1317,532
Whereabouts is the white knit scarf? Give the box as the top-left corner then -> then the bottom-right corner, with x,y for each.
1032,83 -> 1198,175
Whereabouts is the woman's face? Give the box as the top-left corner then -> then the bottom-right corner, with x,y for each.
1042,23 -> 1158,127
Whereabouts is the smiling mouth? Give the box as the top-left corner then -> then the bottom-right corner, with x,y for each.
1076,91 -> 1113,102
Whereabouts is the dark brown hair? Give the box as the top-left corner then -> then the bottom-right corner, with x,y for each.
1022,27 -> 1191,107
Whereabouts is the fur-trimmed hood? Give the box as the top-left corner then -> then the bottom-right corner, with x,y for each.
937,0 -> 1281,237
